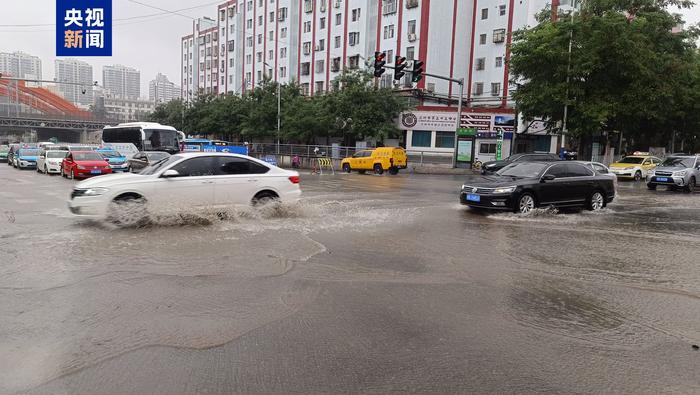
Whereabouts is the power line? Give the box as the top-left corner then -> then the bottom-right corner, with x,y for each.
126,0 -> 196,20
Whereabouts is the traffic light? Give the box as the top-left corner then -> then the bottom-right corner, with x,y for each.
394,56 -> 407,81
373,51 -> 387,78
412,60 -> 424,83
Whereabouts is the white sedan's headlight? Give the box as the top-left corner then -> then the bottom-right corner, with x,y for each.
493,186 -> 516,194
673,170 -> 688,177
83,187 -> 109,196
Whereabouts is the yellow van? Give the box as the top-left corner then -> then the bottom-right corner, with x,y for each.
340,147 -> 408,175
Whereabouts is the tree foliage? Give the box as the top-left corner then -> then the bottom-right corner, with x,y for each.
510,0 -> 699,148
148,70 -> 410,145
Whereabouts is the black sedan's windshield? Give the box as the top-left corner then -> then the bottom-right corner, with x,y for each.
661,157 -> 695,168
497,162 -> 548,178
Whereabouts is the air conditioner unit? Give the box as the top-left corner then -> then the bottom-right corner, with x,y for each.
334,0 -> 341,9
320,2 -> 326,12
406,0 -> 419,8
314,45 -> 320,51
408,33 -> 417,42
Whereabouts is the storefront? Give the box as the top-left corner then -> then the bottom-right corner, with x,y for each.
398,110 -> 515,161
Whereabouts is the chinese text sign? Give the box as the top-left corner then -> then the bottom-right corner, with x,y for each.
56,0 -> 112,56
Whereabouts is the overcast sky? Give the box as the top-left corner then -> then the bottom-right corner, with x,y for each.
1,0 -> 699,100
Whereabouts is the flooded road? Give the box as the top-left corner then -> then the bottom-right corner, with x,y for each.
1,165 -> 699,394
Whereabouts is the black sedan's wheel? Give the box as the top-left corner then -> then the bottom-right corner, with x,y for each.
342,163 -> 351,173
588,191 -> 605,211
373,164 -> 384,175
516,193 -> 536,214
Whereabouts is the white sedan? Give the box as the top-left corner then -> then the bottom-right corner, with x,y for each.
68,152 -> 301,225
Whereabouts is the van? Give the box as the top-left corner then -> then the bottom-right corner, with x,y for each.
340,147 -> 408,175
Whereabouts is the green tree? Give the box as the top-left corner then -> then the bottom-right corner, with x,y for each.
509,0 -> 698,145
148,99 -> 187,131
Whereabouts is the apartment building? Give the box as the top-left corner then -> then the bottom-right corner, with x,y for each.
149,73 -> 181,104
0,51 -> 42,81
54,58 -> 94,107
180,0 -> 571,157
103,64 -> 141,100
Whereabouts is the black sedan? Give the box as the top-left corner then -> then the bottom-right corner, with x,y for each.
481,152 -> 560,174
460,161 -> 615,213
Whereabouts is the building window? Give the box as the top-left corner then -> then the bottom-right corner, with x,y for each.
349,32 -> 360,46
481,8 -> 488,19
406,46 -> 415,60
435,132 -> 455,148
304,21 -> 311,33
303,41 -> 312,55
269,49 -> 274,60
331,57 -> 341,72
493,28 -> 506,43
407,20 -> 416,35
247,19 -> 252,29
258,15 -> 263,25
280,66 -> 287,78
281,47 -> 287,58
269,11 -> 275,22
247,36 -> 253,46
348,55 -> 360,69
479,34 -> 487,45
301,83 -> 310,95
278,7 -> 288,20
229,75 -> 233,84
316,81 -> 324,93
387,49 -> 393,63
304,0 -> 313,13
229,58 -> 234,67
301,62 -> 310,75
491,82 -> 501,96
246,54 -> 252,64
499,4 -> 507,16
269,31 -> 274,41
320,17 -> 326,29
258,34 -> 262,44
256,52 -> 262,62
258,70 -> 262,81
315,59 -> 324,72
495,56 -> 503,68
281,27 -> 287,38
411,131 -> 431,148
383,24 -> 395,39
335,13 -> 342,25
351,8 -> 361,22
318,39 -> 325,51
334,35 -> 341,48
476,58 -> 485,70
473,82 -> 484,95
383,0 -> 397,14
480,143 -> 497,154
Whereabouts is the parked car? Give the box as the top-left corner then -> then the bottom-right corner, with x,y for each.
37,150 -> 69,174
96,148 -> 129,172
340,147 -> 408,175
481,153 -> 560,174
460,161 -> 615,214
127,151 -> 171,173
608,154 -> 661,181
61,151 -> 113,179
0,145 -> 8,162
67,152 -> 302,226
15,148 -> 40,169
646,155 -> 700,192
579,161 -> 618,197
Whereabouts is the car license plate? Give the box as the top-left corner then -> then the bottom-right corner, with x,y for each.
466,194 -> 480,202
90,170 -> 101,174
656,177 -> 668,182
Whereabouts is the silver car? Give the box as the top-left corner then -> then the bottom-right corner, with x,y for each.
646,155 -> 700,192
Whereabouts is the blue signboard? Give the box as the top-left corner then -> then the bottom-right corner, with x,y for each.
202,145 -> 248,155
56,0 -> 112,56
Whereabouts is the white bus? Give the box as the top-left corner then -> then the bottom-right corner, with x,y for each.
102,122 -> 182,156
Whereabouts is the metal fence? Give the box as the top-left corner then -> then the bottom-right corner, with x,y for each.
244,143 -> 453,167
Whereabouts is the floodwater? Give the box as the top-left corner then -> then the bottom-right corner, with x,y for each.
0,165 -> 698,394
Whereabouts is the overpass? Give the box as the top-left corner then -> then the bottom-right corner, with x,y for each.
0,114 -> 118,143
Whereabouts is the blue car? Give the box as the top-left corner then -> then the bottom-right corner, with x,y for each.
15,148 -> 39,169
96,149 -> 129,172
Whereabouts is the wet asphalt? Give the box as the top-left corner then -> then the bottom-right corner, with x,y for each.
0,163 -> 699,394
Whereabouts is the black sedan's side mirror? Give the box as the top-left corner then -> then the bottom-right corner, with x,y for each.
541,174 -> 556,182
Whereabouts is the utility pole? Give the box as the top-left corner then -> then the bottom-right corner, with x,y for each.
264,62 -> 281,154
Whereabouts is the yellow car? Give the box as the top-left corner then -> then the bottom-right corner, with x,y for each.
609,153 -> 662,181
340,147 -> 408,175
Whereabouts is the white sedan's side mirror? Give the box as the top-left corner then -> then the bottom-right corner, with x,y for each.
161,169 -> 180,178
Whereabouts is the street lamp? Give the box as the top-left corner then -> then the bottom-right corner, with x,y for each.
263,62 -> 281,154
